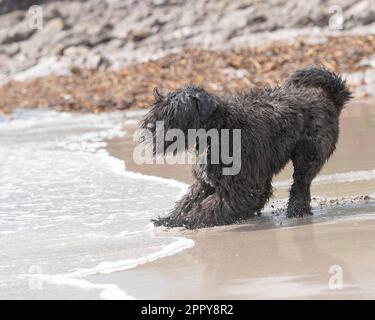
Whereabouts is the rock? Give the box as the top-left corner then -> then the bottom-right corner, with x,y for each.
2,21 -> 36,44
49,42 -> 66,56
65,48 -> 110,71
0,0 -> 44,15
346,0 -> 372,18
247,14 -> 267,27
60,34 -> 92,50
40,17 -> 65,35
107,38 -> 125,49
129,28 -> 151,42
0,10 -> 24,30
85,54 -> 110,70
0,43 -> 20,57
63,45 -> 90,57
89,22 -> 113,37
152,0 -> 168,7
361,14 -> 375,25
43,4 -> 63,21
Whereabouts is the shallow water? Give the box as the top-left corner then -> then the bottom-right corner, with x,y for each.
0,110 -> 192,299
1,98 -> 375,299
91,98 -> 375,299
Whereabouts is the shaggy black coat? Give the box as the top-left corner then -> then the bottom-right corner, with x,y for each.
140,66 -> 352,229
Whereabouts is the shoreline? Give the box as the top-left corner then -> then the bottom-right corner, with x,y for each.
87,97 -> 375,299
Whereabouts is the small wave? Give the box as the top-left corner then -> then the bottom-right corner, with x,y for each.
0,109 -> 194,299
96,149 -> 188,191
33,236 -> 194,300
68,236 -> 194,277
34,274 -> 134,300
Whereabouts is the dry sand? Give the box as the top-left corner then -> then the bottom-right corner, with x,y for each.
91,98 -> 375,299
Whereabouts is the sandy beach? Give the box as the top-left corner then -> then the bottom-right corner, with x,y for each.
1,0 -> 375,302
85,97 -> 375,299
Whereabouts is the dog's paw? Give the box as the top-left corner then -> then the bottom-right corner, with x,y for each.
152,216 -> 175,228
152,211 -> 219,229
286,202 -> 313,218
152,213 -> 193,229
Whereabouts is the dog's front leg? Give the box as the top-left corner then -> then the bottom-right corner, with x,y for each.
173,191 -> 248,229
152,180 -> 214,228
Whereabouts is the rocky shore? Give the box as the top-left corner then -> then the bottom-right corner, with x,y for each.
0,0 -> 375,112
1,34 -> 375,113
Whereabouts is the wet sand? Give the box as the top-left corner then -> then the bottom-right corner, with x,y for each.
93,98 -> 375,299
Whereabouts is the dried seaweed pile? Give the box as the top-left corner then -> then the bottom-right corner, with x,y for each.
0,35 -> 374,113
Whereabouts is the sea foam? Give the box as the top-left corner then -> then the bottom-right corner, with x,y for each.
0,109 -> 192,299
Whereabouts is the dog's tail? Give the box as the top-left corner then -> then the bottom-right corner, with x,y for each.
285,66 -> 352,111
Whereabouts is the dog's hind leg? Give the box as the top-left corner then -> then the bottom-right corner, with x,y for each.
287,140 -> 327,218
255,179 -> 273,215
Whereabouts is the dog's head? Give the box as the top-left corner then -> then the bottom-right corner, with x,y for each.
140,85 -> 219,155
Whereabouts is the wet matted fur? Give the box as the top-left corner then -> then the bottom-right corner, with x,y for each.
140,66 -> 352,229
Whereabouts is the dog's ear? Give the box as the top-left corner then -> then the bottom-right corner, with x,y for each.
153,87 -> 164,102
192,91 -> 218,121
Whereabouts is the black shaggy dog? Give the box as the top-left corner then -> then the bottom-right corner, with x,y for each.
140,66 -> 352,229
